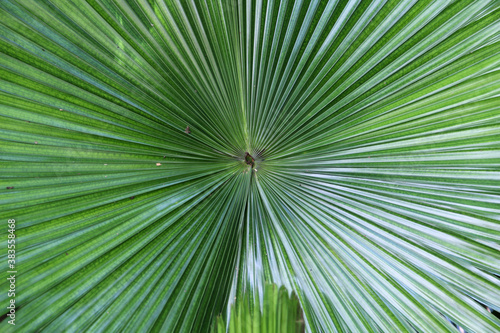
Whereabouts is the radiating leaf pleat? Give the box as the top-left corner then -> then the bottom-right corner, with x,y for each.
1,0 -> 500,332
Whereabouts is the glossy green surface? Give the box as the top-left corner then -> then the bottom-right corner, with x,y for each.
1,1 -> 500,332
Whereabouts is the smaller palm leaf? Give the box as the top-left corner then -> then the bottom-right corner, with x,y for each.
212,284 -> 305,333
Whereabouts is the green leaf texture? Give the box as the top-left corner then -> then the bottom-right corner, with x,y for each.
211,283 -> 304,333
1,0 -> 500,332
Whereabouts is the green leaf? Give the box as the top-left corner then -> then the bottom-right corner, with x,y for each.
1,0 -> 500,332
211,283 -> 304,333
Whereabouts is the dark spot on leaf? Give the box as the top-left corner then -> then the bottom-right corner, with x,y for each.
185,126 -> 190,134
6,187 -> 14,189
130,196 -> 135,199
244,152 -> 255,168
66,252 -> 68,255
42,48 -> 45,51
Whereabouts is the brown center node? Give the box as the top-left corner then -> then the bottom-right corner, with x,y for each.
244,152 -> 255,168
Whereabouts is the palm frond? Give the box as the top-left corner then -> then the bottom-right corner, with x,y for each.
1,1 -> 500,332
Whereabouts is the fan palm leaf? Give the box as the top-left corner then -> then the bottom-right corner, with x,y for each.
1,0 -> 500,332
